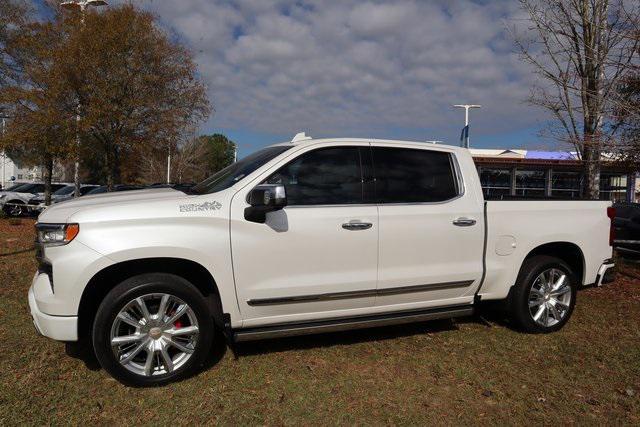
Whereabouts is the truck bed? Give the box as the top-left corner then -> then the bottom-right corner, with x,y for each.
478,199 -> 613,300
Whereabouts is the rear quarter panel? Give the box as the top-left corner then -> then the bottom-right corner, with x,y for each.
480,200 -> 613,300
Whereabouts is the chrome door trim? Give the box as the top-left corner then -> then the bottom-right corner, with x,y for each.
246,280 -> 474,306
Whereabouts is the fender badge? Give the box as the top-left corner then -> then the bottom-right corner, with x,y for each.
179,201 -> 222,213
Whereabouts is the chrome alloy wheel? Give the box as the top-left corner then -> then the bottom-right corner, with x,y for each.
110,293 -> 200,377
528,268 -> 572,327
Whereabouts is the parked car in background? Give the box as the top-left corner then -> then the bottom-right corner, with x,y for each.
29,136 -> 615,386
147,182 -> 196,193
613,202 -> 640,259
85,184 -> 144,195
27,184 -> 99,215
1,183 -> 68,216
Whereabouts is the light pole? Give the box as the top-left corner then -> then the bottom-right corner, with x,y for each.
453,104 -> 481,148
60,0 -> 108,196
0,114 -> 8,190
167,147 -> 171,184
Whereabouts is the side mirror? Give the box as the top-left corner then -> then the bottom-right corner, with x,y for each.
244,184 -> 287,223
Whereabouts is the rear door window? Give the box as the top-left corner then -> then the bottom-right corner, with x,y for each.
372,147 -> 459,203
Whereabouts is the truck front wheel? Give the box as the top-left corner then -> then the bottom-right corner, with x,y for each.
92,273 -> 215,386
508,255 -> 577,333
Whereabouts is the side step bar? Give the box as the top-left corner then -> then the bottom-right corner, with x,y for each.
233,305 -> 474,342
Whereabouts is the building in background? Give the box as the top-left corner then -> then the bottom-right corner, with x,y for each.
0,153 -> 67,189
471,149 -> 637,202
0,153 -> 40,189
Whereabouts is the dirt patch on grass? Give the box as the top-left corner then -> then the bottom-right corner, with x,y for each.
0,218 -> 638,425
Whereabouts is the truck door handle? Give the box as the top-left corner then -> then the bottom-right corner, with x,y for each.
342,222 -> 373,231
453,218 -> 476,227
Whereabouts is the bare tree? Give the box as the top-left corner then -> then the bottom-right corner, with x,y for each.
139,135 -> 211,184
512,0 -> 640,198
171,137 -> 213,184
613,4 -> 640,169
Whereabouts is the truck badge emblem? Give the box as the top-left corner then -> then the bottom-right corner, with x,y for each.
179,201 -> 222,213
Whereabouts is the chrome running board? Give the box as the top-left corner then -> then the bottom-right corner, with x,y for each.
233,305 -> 474,342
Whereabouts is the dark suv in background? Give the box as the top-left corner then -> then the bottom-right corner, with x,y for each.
613,202 -> 640,259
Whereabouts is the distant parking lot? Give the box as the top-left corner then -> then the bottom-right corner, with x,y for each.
0,218 -> 638,424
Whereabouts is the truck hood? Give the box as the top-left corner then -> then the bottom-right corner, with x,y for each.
38,188 -> 187,223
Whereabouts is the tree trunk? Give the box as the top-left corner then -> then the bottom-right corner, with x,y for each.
105,151 -> 114,191
43,156 -> 53,206
582,134 -> 601,200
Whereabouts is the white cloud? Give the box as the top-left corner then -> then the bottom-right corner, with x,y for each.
113,0 -> 546,145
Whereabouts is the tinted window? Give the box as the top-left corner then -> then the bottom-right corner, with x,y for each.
80,186 -> 97,195
87,186 -> 109,194
28,184 -> 45,193
192,146 -> 292,195
54,186 -> 75,196
263,147 -> 363,205
372,147 -> 458,203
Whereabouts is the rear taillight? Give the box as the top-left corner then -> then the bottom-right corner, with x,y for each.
607,206 -> 616,247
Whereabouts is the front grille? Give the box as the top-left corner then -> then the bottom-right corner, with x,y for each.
27,199 -> 40,206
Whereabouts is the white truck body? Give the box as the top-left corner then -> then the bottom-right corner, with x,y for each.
29,138 -> 614,344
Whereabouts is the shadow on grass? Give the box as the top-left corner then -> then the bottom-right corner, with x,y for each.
0,247 -> 35,257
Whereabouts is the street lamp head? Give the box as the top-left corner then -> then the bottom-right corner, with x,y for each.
87,0 -> 108,6
453,104 -> 482,109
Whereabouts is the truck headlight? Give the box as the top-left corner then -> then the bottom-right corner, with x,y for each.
35,223 -> 79,246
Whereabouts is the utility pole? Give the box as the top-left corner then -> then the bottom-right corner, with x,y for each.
453,104 -> 481,148
0,114 -> 8,190
167,147 -> 171,184
60,0 -> 108,196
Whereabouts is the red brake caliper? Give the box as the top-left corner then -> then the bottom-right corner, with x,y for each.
167,309 -> 183,328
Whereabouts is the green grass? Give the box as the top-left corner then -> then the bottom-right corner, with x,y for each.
0,218 -> 638,425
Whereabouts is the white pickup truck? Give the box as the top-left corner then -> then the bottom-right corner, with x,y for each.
28,136 -> 616,386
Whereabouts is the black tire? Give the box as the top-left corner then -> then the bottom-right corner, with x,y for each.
508,255 -> 577,333
92,273 -> 215,387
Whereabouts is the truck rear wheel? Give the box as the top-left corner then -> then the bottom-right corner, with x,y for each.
508,255 -> 577,333
92,273 -> 215,387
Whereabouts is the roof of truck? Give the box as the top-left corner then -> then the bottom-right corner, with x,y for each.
272,132 -> 465,152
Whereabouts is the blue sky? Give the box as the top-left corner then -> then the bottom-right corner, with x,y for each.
37,0 -> 557,157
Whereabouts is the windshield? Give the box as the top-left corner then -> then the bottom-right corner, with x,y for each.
14,183 -> 38,193
54,186 -> 75,196
4,183 -> 29,192
86,186 -> 107,195
192,146 -> 292,195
